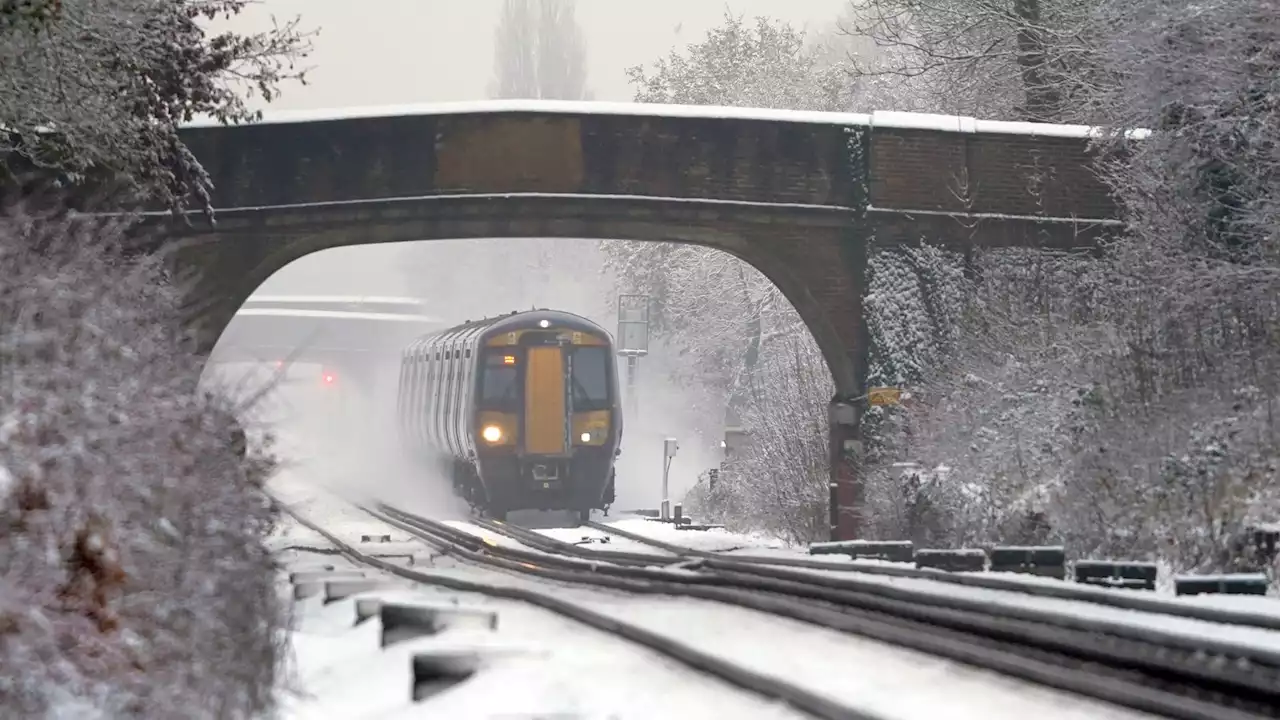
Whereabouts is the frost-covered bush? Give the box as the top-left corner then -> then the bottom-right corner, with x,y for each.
0,208 -> 284,718
685,327 -> 832,544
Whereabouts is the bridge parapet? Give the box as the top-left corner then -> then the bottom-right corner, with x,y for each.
176,101 -> 1123,228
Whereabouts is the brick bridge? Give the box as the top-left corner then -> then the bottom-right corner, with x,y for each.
150,99 -> 1123,540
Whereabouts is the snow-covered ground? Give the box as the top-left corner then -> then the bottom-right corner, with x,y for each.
281,560 -> 813,720
272,474 -> 1166,720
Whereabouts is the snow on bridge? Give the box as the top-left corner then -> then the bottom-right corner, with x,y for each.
184,98 -> 1150,140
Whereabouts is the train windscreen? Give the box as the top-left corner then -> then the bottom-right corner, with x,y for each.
478,351 -> 519,409
570,346 -> 610,410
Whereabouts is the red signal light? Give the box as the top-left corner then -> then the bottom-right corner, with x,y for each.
322,370 -> 336,385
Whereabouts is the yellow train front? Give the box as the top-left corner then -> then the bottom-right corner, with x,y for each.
396,309 -> 622,522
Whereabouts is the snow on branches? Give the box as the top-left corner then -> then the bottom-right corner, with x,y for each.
0,0 -> 312,215
0,207 -> 284,718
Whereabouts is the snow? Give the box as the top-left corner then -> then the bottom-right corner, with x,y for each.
561,591 -> 1156,720
1174,573 -> 1269,583
182,98 -> 1150,140
534,525 -> 674,556
595,516 -> 792,553
866,110 -> 1153,138
283,581 -> 810,720
278,547 -> 1157,720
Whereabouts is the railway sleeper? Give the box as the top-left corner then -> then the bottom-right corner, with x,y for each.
380,601 -> 501,648
410,650 -> 484,702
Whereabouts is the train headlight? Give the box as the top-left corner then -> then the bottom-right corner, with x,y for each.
481,425 -> 503,443
580,432 -> 591,442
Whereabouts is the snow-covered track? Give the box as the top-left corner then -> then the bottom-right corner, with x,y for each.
469,516 -> 681,567
278,502 -> 877,720
583,520 -> 1280,632
376,504 -> 1280,720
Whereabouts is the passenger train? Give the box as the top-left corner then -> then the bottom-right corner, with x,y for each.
396,309 -> 622,522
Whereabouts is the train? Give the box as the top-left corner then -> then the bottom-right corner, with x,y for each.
396,309 -> 623,522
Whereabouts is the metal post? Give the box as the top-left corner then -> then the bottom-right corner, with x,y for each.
626,355 -> 639,417
616,295 -> 650,421
661,437 -> 678,521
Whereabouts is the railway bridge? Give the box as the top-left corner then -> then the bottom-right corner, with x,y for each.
140,99 -> 1124,540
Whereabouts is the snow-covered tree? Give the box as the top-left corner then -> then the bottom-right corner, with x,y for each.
0,207 -> 284,718
490,0 -> 590,100
0,0 -> 312,214
625,12 -> 858,111
788,0 -> 1280,574
842,0 -> 1106,121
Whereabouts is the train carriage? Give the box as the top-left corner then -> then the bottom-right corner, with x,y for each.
396,309 -> 622,522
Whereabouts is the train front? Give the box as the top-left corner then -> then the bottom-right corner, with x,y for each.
472,312 -> 621,519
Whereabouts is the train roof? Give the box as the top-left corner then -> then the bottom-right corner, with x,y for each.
411,308 -> 613,346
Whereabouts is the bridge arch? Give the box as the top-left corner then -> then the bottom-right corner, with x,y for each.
176,194 -> 864,396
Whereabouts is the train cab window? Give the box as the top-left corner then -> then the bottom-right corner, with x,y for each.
477,350 -> 519,409
570,346 -> 610,409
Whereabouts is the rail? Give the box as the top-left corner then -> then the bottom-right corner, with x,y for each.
581,519 -> 1280,632
274,497 -> 879,720
367,505 -> 1280,720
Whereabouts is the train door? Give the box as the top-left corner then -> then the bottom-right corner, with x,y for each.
523,345 -> 567,455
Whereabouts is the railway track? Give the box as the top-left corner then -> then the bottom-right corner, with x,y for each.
276,500 -> 882,720
575,518 -> 1280,632
369,503 -> 1280,720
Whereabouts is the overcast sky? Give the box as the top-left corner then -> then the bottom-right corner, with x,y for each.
216,0 -> 851,109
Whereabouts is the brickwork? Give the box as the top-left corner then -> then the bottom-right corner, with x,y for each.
178,113 -> 858,209
867,128 -> 1117,218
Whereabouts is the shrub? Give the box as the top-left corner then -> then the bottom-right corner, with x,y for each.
0,207 -> 284,718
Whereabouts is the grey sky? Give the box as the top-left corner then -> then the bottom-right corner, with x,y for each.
217,0 -> 851,109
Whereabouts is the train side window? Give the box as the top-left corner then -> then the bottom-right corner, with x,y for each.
430,345 -> 443,442
397,355 -> 411,429
450,341 -> 463,447
570,346 -> 610,409
407,351 -> 422,435
441,341 -> 453,447
444,340 -> 458,449
427,348 -> 437,430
